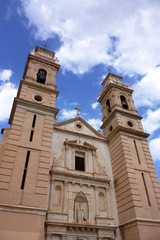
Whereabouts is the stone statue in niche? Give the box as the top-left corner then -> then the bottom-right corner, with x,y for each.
78,203 -> 86,222
74,192 -> 89,223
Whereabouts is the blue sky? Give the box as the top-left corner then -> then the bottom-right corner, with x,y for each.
0,0 -> 160,181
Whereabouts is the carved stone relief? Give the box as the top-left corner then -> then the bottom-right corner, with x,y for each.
99,192 -> 106,211
54,185 -> 62,205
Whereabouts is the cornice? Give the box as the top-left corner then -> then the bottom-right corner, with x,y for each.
98,82 -> 133,103
55,116 -> 103,138
9,97 -> 59,124
51,169 -> 111,185
119,217 -> 160,228
53,126 -> 107,142
18,80 -> 59,95
29,53 -> 60,69
101,72 -> 122,86
45,220 -> 117,231
101,108 -> 142,130
107,125 -> 149,142
0,203 -> 46,216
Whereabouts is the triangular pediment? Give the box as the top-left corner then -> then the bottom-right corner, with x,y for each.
54,116 -> 104,139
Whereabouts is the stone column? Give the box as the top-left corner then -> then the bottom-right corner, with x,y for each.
61,235 -> 66,240
64,144 -> 68,168
112,92 -> 120,108
63,181 -> 68,213
68,182 -> 73,221
95,186 -> 99,216
92,150 -> 96,173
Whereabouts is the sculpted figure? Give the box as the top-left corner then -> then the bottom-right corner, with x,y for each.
78,203 -> 86,222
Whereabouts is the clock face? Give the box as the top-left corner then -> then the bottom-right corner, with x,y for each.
41,52 -> 49,58
114,78 -> 119,82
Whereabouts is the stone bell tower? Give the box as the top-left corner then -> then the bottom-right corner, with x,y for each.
0,46 -> 60,239
98,73 -> 160,240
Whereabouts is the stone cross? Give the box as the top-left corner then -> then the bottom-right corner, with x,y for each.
75,107 -> 81,116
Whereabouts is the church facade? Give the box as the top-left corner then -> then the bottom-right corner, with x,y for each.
0,46 -> 160,240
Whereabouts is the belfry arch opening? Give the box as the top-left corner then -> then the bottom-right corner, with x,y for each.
120,95 -> 128,109
36,68 -> 47,84
106,99 -> 111,113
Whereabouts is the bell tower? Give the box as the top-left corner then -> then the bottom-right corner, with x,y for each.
0,47 -> 60,239
98,73 -> 160,240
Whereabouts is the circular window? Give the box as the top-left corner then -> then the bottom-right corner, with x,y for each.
127,121 -> 133,127
109,126 -> 113,132
75,122 -> 83,131
76,123 -> 82,129
34,95 -> 43,102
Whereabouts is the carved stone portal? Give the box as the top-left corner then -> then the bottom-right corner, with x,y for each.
74,192 -> 89,224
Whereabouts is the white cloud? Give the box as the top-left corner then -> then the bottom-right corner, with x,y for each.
0,82 -> 17,121
142,108 -> 160,134
0,68 -> 17,122
87,118 -> 102,130
18,0 -> 160,139
69,102 -> 78,106
92,102 -> 99,109
149,136 -> 160,161
133,67 -> 160,108
0,69 -> 13,82
19,0 -> 160,75
59,109 -> 77,120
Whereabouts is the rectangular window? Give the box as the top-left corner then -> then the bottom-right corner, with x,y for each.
21,151 -> 30,189
141,172 -> 151,206
32,114 -> 37,128
29,130 -> 34,142
75,152 -> 85,172
134,140 -> 141,164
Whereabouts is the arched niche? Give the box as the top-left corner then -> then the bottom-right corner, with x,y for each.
74,192 -> 89,223
36,68 -> 47,84
120,95 -> 128,109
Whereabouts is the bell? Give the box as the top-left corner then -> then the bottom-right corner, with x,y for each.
37,71 -> 46,80
37,70 -> 46,84
121,100 -> 128,109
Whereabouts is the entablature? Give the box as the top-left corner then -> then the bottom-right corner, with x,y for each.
50,169 -> 111,189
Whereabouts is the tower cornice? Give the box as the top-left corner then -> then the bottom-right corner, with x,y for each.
98,82 -> 133,103
17,80 -> 59,97
101,108 -> 142,130
29,53 -> 60,68
9,97 -> 59,125
106,125 -> 150,142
